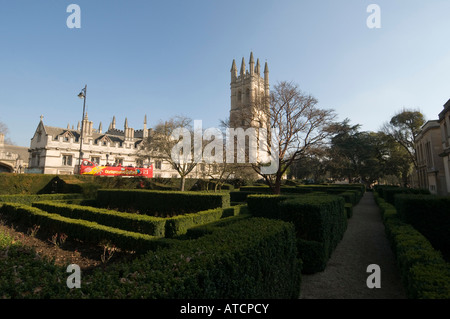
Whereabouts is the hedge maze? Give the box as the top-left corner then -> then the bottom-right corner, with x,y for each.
0,177 -> 368,298
373,186 -> 450,299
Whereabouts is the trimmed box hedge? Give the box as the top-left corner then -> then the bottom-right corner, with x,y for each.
246,194 -> 290,218
32,201 -> 167,237
0,193 -> 83,206
96,189 -> 230,216
278,196 -> 347,273
0,203 -> 166,253
31,200 -> 237,239
0,215 -> 300,299
248,194 -> 347,273
374,194 -> 450,299
68,217 -> 301,299
380,187 -> 430,205
394,194 -> 450,261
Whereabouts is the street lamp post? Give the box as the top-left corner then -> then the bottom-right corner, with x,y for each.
77,85 -> 87,174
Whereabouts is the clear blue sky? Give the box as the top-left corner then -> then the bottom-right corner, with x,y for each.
1,0 -> 450,147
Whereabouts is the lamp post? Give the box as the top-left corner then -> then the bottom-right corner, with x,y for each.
77,85 -> 87,174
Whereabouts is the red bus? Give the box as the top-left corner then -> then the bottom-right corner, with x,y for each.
79,159 -> 153,178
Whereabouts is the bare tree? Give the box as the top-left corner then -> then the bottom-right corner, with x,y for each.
140,116 -> 198,191
253,81 -> 336,194
0,121 -> 13,144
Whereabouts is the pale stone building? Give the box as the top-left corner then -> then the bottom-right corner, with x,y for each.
415,120 -> 447,195
230,52 -> 270,129
27,52 -> 270,179
0,133 -> 29,173
28,114 -> 151,175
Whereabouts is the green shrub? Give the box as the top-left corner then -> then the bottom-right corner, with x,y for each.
32,201 -> 167,237
0,203 -> 166,253
395,194 -> 450,261
374,193 -> 450,299
0,244 -> 68,298
248,194 -> 346,273
96,189 -> 230,216
0,193 -> 82,206
230,191 -> 255,202
164,208 -> 226,238
382,187 -> 430,205
278,196 -> 347,273
69,217 -> 301,299
338,191 -> 358,205
246,194 -> 290,218
0,174 -> 58,195
344,203 -> 353,218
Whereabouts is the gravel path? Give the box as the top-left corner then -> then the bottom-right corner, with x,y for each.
299,192 -> 407,299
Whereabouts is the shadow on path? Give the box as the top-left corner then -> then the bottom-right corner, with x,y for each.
299,192 -> 407,299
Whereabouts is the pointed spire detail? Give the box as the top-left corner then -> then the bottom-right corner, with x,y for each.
249,52 -> 255,75
98,122 -> 102,134
240,57 -> 246,76
124,117 -> 128,129
231,59 -> 237,72
264,61 -> 269,74
144,114 -> 147,125
256,58 -> 261,74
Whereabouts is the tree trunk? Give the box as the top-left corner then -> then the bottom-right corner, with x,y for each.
180,176 -> 186,191
272,174 -> 282,195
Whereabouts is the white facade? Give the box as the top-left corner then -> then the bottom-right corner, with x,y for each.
28,115 -> 219,179
28,53 -> 270,179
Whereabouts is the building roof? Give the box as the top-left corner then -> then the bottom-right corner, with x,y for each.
438,98 -> 450,121
0,143 -> 30,161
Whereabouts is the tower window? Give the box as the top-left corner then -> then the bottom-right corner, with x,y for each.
238,91 -> 242,102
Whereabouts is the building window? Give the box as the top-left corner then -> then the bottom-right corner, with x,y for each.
155,160 -> 162,170
62,155 -> 73,166
91,156 -> 100,165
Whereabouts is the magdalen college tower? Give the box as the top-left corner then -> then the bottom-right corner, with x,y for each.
229,52 -> 270,129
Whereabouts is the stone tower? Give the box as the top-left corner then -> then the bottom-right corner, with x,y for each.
229,52 -> 270,129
